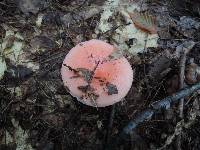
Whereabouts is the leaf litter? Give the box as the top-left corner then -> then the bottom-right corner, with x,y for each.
1,0 -> 200,149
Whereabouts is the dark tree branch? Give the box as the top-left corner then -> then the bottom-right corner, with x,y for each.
106,82 -> 200,150
177,45 -> 187,150
123,82 -> 200,134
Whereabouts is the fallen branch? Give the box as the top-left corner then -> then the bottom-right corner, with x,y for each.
177,43 -> 188,150
123,82 -> 200,134
177,40 -> 195,149
106,82 -> 200,150
179,50 -> 187,118
178,40 -> 195,118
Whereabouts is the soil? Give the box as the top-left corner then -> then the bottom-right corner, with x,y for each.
0,0 -> 200,150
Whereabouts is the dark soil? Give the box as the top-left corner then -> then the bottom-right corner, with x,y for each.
0,0 -> 200,150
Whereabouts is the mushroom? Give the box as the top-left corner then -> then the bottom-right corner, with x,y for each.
61,39 -> 133,107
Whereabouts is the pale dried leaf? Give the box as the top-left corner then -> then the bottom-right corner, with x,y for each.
129,10 -> 157,34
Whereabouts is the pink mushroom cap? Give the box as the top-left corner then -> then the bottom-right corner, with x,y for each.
61,39 -> 133,107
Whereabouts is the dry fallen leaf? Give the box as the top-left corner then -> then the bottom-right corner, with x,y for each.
129,10 -> 157,34
63,64 -> 93,82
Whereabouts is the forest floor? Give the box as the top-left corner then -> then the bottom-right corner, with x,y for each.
0,0 -> 200,150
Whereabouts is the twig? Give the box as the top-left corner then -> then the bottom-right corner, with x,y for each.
104,104 -> 116,148
124,82 -> 200,133
179,50 -> 187,118
177,47 -> 187,150
177,41 -> 195,149
107,82 -> 200,149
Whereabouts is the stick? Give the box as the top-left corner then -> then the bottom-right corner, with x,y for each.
179,50 -> 187,118
123,82 -> 200,134
177,40 -> 195,149
177,48 -> 187,150
107,82 -> 200,149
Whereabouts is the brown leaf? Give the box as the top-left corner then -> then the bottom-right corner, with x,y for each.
63,64 -> 93,82
78,85 -> 94,93
129,10 -> 157,34
78,84 -> 99,107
